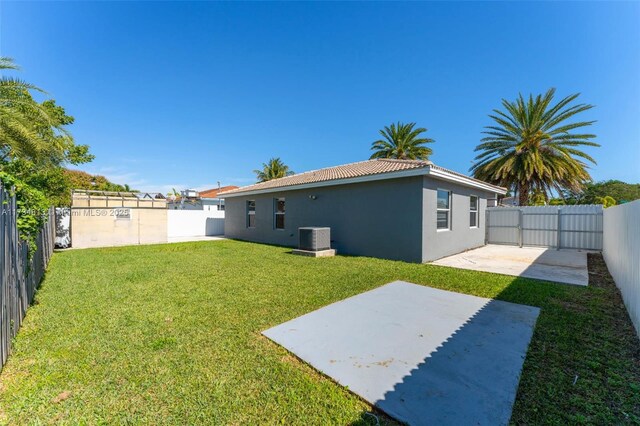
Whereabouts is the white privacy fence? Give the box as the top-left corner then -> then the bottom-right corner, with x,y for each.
167,210 -> 225,237
603,200 -> 640,336
486,205 -> 603,250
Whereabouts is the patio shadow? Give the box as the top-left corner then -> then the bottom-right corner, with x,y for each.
368,295 -> 539,425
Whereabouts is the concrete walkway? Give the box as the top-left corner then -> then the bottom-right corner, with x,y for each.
264,281 -> 540,425
432,244 -> 589,286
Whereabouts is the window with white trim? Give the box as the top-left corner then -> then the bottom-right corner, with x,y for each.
274,198 -> 285,229
470,195 -> 478,228
246,200 -> 256,228
437,189 -> 451,230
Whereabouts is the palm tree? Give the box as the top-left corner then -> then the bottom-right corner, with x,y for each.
1,57 -> 49,162
254,157 -> 294,182
471,88 -> 599,206
0,57 -> 78,167
369,122 -> 434,160
167,187 -> 180,200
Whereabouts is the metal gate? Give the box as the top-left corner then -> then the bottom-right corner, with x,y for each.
486,205 -> 603,250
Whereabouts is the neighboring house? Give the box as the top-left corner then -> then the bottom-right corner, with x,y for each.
199,186 -> 239,211
219,159 -> 506,263
168,185 -> 239,210
500,196 -> 519,206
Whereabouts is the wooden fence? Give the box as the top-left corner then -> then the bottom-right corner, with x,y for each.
0,184 -> 55,370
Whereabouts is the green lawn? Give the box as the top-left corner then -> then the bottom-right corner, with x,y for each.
0,240 -> 638,424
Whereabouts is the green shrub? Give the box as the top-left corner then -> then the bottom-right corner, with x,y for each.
0,172 -> 49,253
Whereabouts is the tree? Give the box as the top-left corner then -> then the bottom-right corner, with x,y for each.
0,57 -> 93,168
564,180 -> 640,204
529,189 -> 547,206
369,122 -> 434,160
254,158 -> 294,182
0,57 -> 99,208
1,162 -> 134,207
471,88 -> 599,206
595,195 -> 617,208
64,169 -> 130,192
2,159 -> 69,206
167,188 -> 180,200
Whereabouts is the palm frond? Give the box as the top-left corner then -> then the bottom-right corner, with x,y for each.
471,89 -> 599,205
369,122 -> 435,160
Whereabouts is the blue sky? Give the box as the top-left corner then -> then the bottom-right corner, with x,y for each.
2,1 -> 639,193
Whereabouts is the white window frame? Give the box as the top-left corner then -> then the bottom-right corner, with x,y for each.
274,198 -> 285,230
470,195 -> 479,228
436,189 -> 451,231
246,200 -> 256,228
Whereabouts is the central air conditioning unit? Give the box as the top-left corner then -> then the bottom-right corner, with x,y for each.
299,227 -> 331,251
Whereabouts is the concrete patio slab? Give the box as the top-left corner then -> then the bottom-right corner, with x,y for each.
432,244 -> 589,286
263,281 -> 540,425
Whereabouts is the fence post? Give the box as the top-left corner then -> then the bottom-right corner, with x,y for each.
485,209 -> 489,244
518,209 -> 523,248
556,208 -> 562,250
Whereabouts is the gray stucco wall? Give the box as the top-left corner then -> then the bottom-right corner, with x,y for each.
421,177 -> 495,262
224,176 -> 424,262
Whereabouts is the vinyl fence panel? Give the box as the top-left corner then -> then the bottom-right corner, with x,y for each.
603,200 -> 640,336
486,209 -> 520,245
487,205 -> 603,250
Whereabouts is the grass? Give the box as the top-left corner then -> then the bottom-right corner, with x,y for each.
0,240 -> 638,424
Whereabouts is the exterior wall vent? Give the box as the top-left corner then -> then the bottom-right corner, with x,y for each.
299,227 -> 331,251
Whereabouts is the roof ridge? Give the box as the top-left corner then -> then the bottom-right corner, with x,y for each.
265,158 -> 427,181
290,158 -> 379,177
242,159 -> 380,187
218,157 -> 506,196
378,158 -> 433,165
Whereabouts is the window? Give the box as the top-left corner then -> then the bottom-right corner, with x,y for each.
246,200 -> 255,228
274,198 -> 285,229
217,201 -> 225,211
470,195 -> 478,228
437,189 -> 451,230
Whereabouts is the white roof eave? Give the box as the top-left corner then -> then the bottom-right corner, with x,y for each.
219,166 -> 506,198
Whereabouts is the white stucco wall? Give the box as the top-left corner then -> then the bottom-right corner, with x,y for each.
167,210 -> 225,237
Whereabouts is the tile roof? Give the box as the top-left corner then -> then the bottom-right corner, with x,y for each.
198,185 -> 239,198
218,159 -> 505,196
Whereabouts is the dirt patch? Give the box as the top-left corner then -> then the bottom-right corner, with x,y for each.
51,391 -> 71,404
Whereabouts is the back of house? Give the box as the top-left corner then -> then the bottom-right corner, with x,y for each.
219,159 -> 505,263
